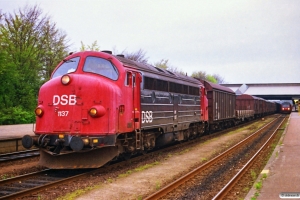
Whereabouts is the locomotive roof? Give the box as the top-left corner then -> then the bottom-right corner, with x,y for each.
113,54 -> 202,86
201,80 -> 235,94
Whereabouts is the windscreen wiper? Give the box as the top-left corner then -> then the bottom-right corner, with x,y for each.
63,59 -> 75,63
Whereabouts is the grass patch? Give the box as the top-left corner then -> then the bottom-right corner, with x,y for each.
134,161 -> 160,172
155,181 -> 161,190
0,174 -> 14,180
0,174 -> 8,180
118,170 -> 133,178
107,177 -> 113,183
252,192 -> 259,200
58,184 -> 103,200
179,148 -> 190,155
137,195 -> 143,200
255,181 -> 262,190
201,157 -> 207,162
250,170 -> 257,180
262,173 -> 267,179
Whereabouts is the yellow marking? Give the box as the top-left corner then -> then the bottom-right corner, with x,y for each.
261,169 -> 269,174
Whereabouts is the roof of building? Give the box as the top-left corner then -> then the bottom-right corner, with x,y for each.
221,83 -> 300,100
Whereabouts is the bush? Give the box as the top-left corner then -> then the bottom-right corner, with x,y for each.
0,107 -> 35,125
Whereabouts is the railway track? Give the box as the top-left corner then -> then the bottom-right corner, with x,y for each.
0,116 -> 279,199
0,168 -> 97,200
0,121 -> 254,199
212,115 -> 286,199
145,115 -> 286,199
0,149 -> 39,163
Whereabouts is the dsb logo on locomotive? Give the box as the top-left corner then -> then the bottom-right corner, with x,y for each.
53,95 -> 76,105
142,111 -> 153,123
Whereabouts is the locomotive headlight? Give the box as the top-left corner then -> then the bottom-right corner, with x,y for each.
35,107 -> 44,117
93,138 -> 98,144
89,108 -> 97,116
89,105 -> 106,118
82,138 -> 89,145
61,75 -> 71,85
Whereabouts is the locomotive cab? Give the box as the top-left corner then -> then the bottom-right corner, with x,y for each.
22,51 -> 141,168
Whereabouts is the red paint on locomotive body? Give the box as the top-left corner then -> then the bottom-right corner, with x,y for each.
200,86 -> 209,122
25,51 -> 145,168
36,51 -> 136,135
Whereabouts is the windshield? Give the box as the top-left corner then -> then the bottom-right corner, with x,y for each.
52,57 -> 80,79
282,104 -> 290,108
83,56 -> 118,80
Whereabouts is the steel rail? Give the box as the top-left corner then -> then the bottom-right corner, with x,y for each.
212,116 -> 286,200
0,169 -> 51,186
0,149 -> 39,163
0,168 -> 97,200
144,116 -> 281,200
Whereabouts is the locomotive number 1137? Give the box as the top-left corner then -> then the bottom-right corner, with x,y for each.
57,111 -> 69,116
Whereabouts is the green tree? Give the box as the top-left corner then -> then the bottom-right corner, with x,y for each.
206,74 -> 217,83
191,71 -> 224,84
38,20 -> 69,81
0,5 -> 69,124
154,59 -> 185,75
154,59 -> 169,69
80,40 -> 100,51
191,71 -> 207,80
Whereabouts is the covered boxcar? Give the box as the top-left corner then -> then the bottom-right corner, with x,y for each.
235,94 -> 256,121
201,80 -> 236,130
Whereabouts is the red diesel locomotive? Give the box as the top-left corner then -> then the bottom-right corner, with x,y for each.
22,51 -> 209,168
22,50 -> 278,169
280,102 -> 292,114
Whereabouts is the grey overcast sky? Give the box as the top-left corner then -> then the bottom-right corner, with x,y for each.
2,0 -> 300,83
